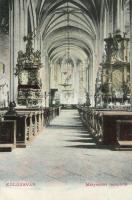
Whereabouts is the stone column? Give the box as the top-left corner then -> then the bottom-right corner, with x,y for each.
89,55 -> 94,106
87,62 -> 90,93
44,55 -> 50,107
109,2 -> 114,33
20,0 -> 26,51
24,1 -> 28,41
73,61 -> 79,104
99,0 -> 105,62
9,0 -> 22,104
104,9 -> 109,37
113,0 -> 118,32
13,0 -> 20,103
130,0 -> 132,109
84,59 -> 89,92
82,60 -> 87,92
116,0 -> 125,33
93,37 -> 100,106
9,1 -> 14,102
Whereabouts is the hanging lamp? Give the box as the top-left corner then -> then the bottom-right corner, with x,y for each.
59,0 -> 72,88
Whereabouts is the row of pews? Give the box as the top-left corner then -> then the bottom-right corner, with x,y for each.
0,107 -> 61,152
78,106 -> 132,148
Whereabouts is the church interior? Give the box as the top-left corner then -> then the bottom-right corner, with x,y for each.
0,0 -> 132,194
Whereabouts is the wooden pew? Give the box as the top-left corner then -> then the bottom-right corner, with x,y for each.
78,106 -> 132,147
0,120 -> 16,151
0,106 -> 61,152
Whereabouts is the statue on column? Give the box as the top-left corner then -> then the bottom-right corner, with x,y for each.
85,92 -> 91,107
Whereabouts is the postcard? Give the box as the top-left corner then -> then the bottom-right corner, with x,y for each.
0,0 -> 132,199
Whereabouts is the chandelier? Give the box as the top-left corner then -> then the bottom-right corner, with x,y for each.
60,0 -> 72,88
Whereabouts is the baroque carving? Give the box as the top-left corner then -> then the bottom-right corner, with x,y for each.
16,34 -> 43,107
95,31 -> 130,109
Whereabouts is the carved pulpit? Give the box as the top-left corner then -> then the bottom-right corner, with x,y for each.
16,34 -> 43,107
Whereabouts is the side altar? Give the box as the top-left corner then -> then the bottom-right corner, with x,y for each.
95,30 -> 130,109
78,31 -> 132,148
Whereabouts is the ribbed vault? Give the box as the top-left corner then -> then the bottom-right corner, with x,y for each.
27,0 -> 129,64
35,0 -> 105,63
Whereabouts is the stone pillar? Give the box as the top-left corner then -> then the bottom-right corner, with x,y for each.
9,0 -> 29,105
40,53 -> 46,107
117,0 -> 121,29
24,1 -> 28,41
113,0 -> 118,32
89,55 -> 94,106
130,0 -> 132,109
84,59 -> 89,92
99,0 -> 105,62
117,0 -> 125,33
73,61 -> 79,104
50,62 -> 54,88
13,0 -> 20,103
109,3 -> 114,33
44,55 -> 50,107
93,38 -> 100,106
20,0 -> 26,51
87,62 -> 90,93
104,9 -> 109,37
9,0 -> 20,102
86,66 -> 89,92
9,1 -> 14,102
82,61 -> 87,92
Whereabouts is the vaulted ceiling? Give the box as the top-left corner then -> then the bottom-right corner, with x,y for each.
31,0 -> 129,64
34,0 -> 107,63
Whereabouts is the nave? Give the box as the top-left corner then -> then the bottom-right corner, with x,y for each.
1,0 -> 132,199
0,109 -> 132,187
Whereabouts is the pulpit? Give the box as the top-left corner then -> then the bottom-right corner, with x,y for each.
15,34 -> 43,107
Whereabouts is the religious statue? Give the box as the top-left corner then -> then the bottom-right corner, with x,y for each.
85,92 -> 91,107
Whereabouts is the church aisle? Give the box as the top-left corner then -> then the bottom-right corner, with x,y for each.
0,109 -> 132,187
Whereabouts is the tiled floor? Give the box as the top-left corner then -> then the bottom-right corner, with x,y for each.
0,109 -> 132,199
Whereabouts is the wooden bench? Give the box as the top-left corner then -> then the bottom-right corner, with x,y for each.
0,120 -> 16,151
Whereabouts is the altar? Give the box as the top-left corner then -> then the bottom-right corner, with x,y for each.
78,31 -> 132,148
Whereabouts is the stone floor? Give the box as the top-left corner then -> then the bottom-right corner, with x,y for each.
0,109 -> 132,199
